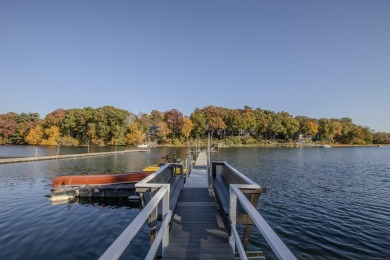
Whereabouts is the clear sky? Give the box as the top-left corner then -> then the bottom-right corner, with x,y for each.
1,1 -> 389,132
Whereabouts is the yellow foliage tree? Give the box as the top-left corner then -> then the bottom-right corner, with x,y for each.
307,121 -> 319,135
25,125 -> 44,145
181,117 -> 193,139
125,123 -> 143,145
41,126 -> 60,145
156,121 -> 170,138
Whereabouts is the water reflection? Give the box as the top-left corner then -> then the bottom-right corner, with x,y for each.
0,146 -> 189,260
50,197 -> 143,209
212,147 -> 390,259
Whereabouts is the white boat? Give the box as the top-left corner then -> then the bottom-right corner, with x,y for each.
137,144 -> 149,148
318,144 -> 332,148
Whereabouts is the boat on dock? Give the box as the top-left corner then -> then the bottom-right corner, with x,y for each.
143,154 -> 188,174
49,171 -> 151,202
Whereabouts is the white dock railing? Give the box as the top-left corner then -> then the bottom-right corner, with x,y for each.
99,165 -> 172,260
229,184 -> 297,260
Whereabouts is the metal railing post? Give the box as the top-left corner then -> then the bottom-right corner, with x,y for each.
162,184 -> 170,253
229,185 -> 237,251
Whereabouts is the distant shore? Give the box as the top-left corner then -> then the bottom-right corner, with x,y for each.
1,143 -> 389,149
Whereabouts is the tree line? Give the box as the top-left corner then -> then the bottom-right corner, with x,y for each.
0,105 -> 389,146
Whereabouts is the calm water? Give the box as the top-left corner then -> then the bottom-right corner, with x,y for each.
0,146 -> 188,260
212,147 -> 390,259
0,146 -> 389,259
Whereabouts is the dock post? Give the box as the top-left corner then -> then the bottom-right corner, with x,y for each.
207,130 -> 211,187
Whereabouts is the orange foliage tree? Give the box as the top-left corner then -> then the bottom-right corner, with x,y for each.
125,122 -> 143,145
181,117 -> 193,139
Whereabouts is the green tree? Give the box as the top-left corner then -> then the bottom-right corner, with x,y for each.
138,113 -> 153,133
268,112 -> 285,140
190,108 -> 207,137
241,107 -> 257,136
224,109 -> 243,136
254,109 -> 268,138
280,112 -> 299,141
150,110 -> 164,126
318,118 -> 334,142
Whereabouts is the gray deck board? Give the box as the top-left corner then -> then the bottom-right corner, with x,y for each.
163,188 -> 235,260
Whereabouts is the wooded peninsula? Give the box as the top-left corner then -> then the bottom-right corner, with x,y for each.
1,106 -> 389,146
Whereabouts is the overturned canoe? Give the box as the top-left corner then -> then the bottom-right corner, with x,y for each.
51,172 -> 151,188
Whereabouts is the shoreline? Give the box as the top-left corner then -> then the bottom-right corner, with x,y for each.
1,143 -> 389,149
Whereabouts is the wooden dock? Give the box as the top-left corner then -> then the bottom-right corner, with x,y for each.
163,151 -> 235,259
0,149 -> 150,164
99,150 -> 296,260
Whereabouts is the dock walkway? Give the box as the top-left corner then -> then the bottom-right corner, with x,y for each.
0,149 -> 150,164
163,151 -> 235,259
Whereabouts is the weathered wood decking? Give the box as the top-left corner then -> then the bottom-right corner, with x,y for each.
163,151 -> 235,259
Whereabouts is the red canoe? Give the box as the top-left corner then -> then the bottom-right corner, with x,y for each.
51,172 -> 151,188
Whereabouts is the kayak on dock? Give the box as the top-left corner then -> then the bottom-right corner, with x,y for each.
143,154 -> 188,174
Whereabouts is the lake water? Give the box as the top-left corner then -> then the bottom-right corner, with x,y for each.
0,146 -> 389,259
212,147 -> 390,259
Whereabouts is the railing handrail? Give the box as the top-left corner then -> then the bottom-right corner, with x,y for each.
230,184 -> 297,260
99,166 -> 172,260
212,161 -> 259,186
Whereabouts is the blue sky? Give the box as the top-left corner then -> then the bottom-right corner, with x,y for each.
1,1 -> 389,132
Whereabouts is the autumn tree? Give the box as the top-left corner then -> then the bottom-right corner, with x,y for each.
373,132 -> 390,144
25,125 -> 44,145
241,107 -> 257,136
225,109 -> 243,136
0,113 -> 18,144
164,109 -> 183,138
138,113 -> 153,134
41,126 -> 61,145
331,120 -> 342,143
125,122 -> 143,145
156,121 -> 170,139
44,109 -> 65,128
181,117 -> 193,139
203,106 -> 226,137
150,110 -> 164,126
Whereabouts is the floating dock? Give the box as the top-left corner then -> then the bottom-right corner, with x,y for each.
0,149 -> 150,164
163,151 -> 234,259
100,151 -> 296,260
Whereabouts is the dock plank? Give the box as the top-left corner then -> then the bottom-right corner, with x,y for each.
163,188 -> 235,260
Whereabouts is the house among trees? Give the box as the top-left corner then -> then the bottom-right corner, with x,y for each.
298,134 -> 312,143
